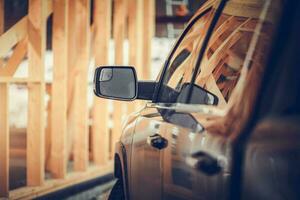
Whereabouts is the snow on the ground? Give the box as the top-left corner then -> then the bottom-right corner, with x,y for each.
9,37 -> 175,128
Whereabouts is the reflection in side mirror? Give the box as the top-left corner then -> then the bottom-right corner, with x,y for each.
94,66 -> 138,101
177,83 -> 219,105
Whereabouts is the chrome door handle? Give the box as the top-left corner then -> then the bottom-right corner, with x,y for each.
147,134 -> 168,150
187,151 -> 222,176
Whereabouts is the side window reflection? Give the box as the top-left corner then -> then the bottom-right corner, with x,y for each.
159,8 -> 215,103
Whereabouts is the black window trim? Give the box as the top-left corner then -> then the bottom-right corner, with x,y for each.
152,6 -> 212,103
187,0 -> 228,103
152,0 -> 229,104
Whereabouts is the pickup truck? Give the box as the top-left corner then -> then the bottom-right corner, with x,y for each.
94,0 -> 300,199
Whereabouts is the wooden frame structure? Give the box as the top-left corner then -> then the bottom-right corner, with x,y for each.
0,0 -> 155,199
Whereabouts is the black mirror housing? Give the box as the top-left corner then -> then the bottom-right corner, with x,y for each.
94,66 -> 138,101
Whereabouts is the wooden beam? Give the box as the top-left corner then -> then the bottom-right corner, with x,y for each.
46,0 -> 53,17
127,0 -> 137,115
10,148 -> 26,158
92,0 -> 112,165
48,0 -> 69,178
72,0 -> 90,172
112,0 -> 127,154
114,0 -> 126,65
0,0 -> 52,58
27,0 -> 47,186
0,38 -> 28,76
45,84 -> 52,172
0,83 -> 9,198
128,0 -> 143,71
0,16 -> 27,58
142,0 -> 155,80
127,0 -> 143,114
66,0 -> 76,161
0,77 -> 40,83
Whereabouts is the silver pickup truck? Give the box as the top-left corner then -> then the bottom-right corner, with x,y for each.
94,0 -> 300,199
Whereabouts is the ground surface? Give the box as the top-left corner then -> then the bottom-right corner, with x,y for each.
36,179 -> 115,200
62,180 -> 115,200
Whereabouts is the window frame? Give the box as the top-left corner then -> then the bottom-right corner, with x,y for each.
153,0 -> 228,104
152,5 -> 215,103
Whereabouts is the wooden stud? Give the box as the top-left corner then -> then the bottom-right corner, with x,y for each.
27,0 -> 47,186
0,77 -> 40,83
127,0 -> 136,115
66,0 -> 76,161
0,0 -> 51,58
114,0 -> 126,65
127,0 -> 143,114
0,83 -> 9,198
0,16 -> 27,58
0,38 -> 28,76
72,0 -> 90,172
49,0 -> 69,178
142,0 -> 155,80
92,0 -> 112,165
45,84 -> 52,172
112,0 -> 127,154
128,0 -> 143,72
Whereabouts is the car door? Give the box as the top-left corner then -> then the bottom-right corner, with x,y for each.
241,3 -> 300,199
129,4 -> 216,200
156,0 -> 282,199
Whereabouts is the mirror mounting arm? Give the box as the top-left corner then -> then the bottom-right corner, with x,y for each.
137,81 -> 156,100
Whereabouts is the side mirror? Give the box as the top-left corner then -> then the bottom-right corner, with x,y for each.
93,66 -> 138,101
177,83 -> 219,105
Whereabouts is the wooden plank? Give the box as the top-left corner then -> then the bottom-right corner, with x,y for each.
27,0 -> 47,186
142,0 -> 155,80
0,0 -> 52,58
10,163 -> 113,200
0,38 -> 28,76
91,0 -> 112,165
127,0 -> 143,114
48,0 -> 69,178
46,0 -> 53,17
206,75 -> 227,106
127,0 -> 136,115
0,77 -> 40,83
0,16 -> 27,58
128,0 -> 143,72
45,84 -> 52,172
66,0 -> 76,162
0,83 -> 9,198
27,83 -> 45,185
72,0 -> 90,172
128,0 -> 137,67
114,0 -> 126,64
10,148 -> 26,158
112,0 -> 127,154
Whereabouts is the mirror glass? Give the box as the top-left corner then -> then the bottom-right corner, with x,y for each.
177,83 -> 218,105
95,67 -> 137,100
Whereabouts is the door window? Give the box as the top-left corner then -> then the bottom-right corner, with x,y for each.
158,4 -> 216,103
192,0 -> 282,108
